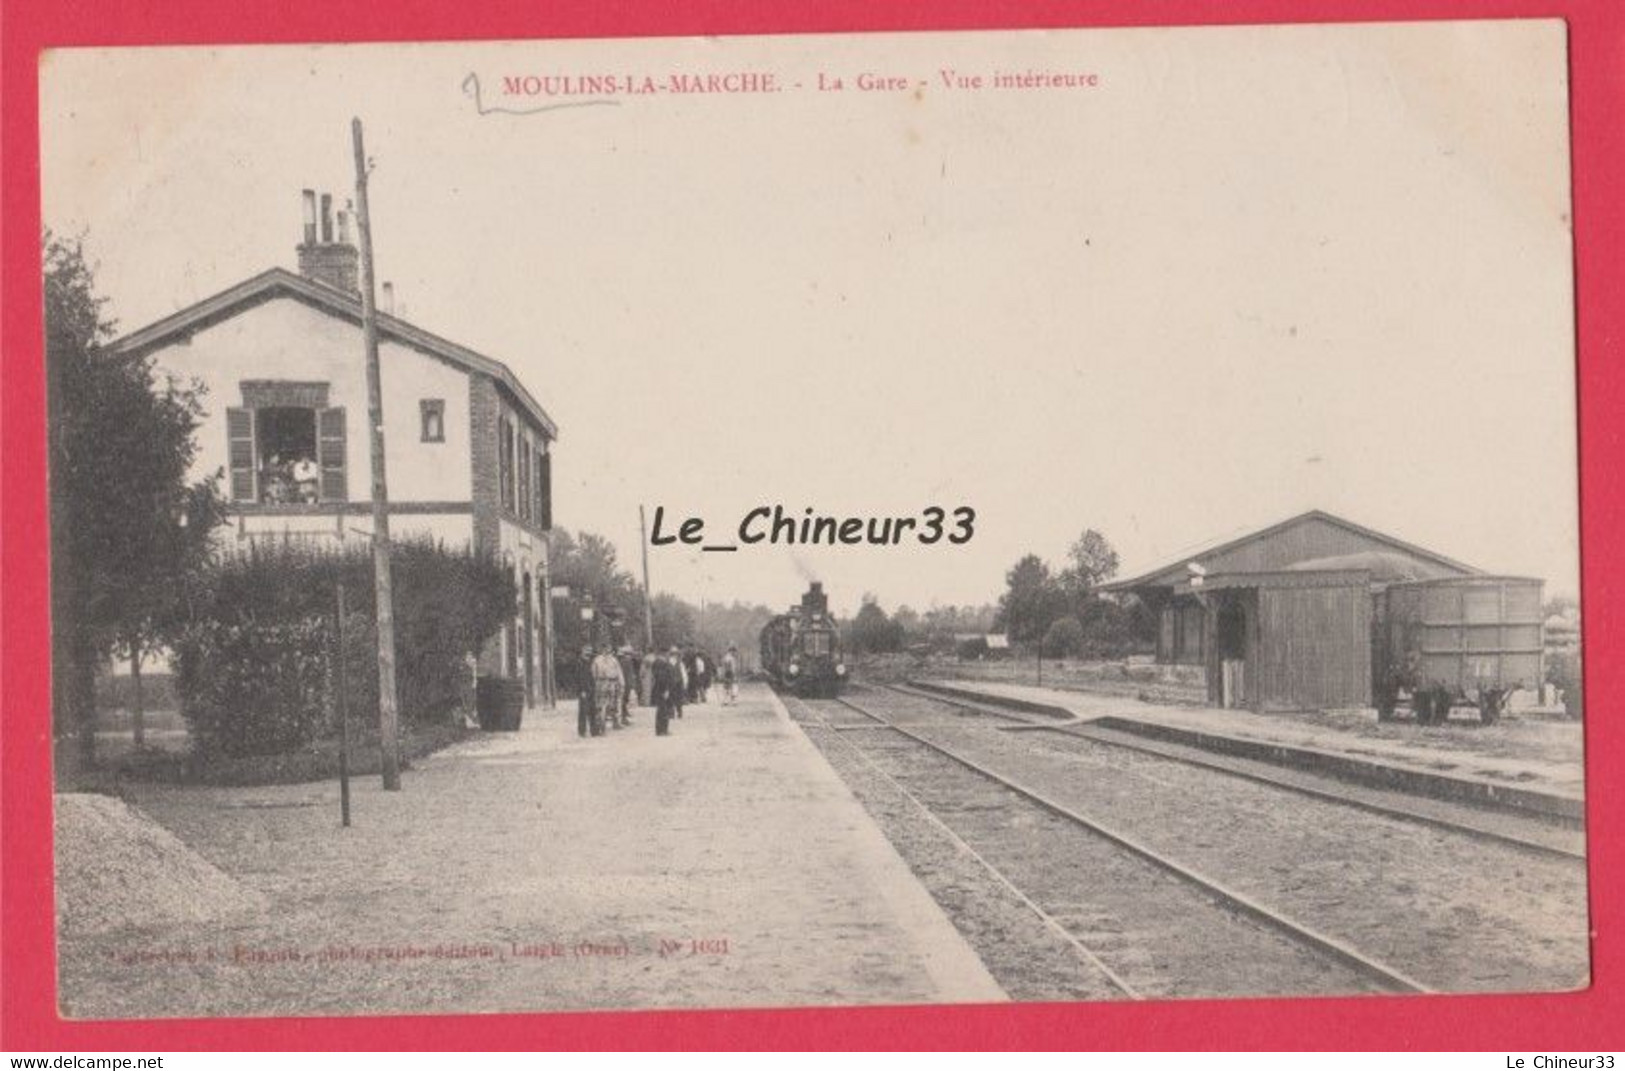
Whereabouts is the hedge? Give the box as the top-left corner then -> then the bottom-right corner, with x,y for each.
169,540 -> 514,757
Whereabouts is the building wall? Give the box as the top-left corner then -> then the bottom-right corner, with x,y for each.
469,375 -> 502,558
476,517 -> 552,701
152,292 -> 555,701
151,295 -> 473,504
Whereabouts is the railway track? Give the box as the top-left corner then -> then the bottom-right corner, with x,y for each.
786,691 -> 1422,1000
786,683 -> 1590,999
880,681 -> 1586,861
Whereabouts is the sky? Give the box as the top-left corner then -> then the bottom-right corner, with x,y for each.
40,21 -> 1579,617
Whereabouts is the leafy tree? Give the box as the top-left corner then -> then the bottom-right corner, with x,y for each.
168,539 -> 514,755
548,527 -> 646,655
996,554 -> 1067,644
691,600 -> 777,665
46,232 -> 224,767
912,603 -> 1000,650
649,593 -> 697,652
848,593 -> 904,654
1060,528 -> 1120,604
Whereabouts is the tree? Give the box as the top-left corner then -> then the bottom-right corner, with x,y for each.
1042,616 -> 1085,658
848,594 -> 904,654
46,232 -> 224,766
892,604 -> 921,644
690,600 -> 776,664
649,593 -> 697,652
1060,528 -> 1120,604
114,478 -> 222,749
548,527 -> 645,655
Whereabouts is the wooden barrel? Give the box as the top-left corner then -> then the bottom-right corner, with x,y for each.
475,676 -> 526,731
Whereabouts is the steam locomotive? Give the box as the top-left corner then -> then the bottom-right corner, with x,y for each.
760,582 -> 847,697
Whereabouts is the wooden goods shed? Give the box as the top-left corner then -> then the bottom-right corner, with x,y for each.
1103,511 -> 1481,712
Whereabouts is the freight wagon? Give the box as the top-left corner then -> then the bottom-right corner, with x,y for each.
1372,576 -> 1544,725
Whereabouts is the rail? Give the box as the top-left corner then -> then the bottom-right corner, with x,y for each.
832,693 -> 1434,995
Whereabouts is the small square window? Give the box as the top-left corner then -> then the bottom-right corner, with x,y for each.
420,399 -> 445,443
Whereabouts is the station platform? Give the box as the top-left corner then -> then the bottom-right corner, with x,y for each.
57,683 -> 1004,1019
908,678 -> 1585,823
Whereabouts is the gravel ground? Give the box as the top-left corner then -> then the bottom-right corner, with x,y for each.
784,704 -> 1125,1002
55,794 -> 268,938
798,700 -> 1385,1001
862,688 -> 1590,995
898,658 -> 1207,704
56,686 -> 1000,1019
919,679 -> 1585,795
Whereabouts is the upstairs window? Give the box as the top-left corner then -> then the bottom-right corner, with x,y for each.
535,446 -> 552,530
518,440 -> 532,522
420,399 -> 445,443
498,416 -> 515,513
228,387 -> 346,504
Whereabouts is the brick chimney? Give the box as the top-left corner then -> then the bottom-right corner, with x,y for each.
295,188 -> 360,295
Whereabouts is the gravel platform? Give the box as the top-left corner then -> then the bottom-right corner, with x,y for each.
55,685 -> 1002,1019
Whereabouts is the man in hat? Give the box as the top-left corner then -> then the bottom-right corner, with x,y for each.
590,642 -> 625,735
576,644 -> 596,738
720,644 -> 739,707
616,646 -> 640,727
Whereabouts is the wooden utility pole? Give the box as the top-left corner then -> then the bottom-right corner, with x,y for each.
335,581 -> 352,827
353,117 -> 401,791
639,505 -> 655,650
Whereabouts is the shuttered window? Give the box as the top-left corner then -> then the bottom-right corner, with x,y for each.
318,407 -> 347,502
518,440 -> 532,522
227,408 -> 257,502
498,417 -> 515,512
536,448 -> 552,530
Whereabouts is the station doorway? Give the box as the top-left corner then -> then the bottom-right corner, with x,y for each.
1215,594 -> 1251,709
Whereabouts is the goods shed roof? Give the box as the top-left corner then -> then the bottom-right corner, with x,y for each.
1102,510 -> 1479,594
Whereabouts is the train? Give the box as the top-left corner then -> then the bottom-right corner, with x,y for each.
760,582 -> 848,696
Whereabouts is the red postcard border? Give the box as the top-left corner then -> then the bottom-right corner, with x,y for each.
3,0 -> 1619,1051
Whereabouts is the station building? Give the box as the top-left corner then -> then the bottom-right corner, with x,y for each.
108,192 -> 559,707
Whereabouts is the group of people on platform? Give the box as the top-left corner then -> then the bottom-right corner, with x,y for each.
576,642 -> 740,738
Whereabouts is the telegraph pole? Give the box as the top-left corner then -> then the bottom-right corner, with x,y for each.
353,117 -> 402,790
639,505 -> 655,650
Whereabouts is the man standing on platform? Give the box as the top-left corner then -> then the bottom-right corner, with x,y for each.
720,644 -> 739,707
576,645 -> 596,738
617,646 -> 640,727
675,647 -> 689,718
652,645 -> 683,736
590,643 -> 625,735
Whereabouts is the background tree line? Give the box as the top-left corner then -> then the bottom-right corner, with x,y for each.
547,527 -> 777,666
